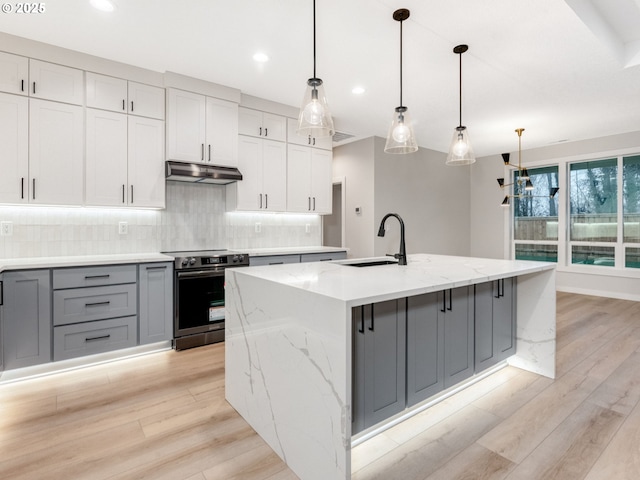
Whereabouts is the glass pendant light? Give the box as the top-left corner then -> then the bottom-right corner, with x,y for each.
384,8 -> 418,154
446,45 -> 475,165
297,0 -> 334,138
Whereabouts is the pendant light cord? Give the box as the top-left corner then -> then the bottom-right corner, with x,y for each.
458,51 -> 462,127
399,18 -> 403,106
313,0 -> 317,78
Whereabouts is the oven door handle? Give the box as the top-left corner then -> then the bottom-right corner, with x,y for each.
176,270 -> 224,279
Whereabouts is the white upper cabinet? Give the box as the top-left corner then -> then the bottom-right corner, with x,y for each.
205,97 -> 238,166
0,93 -> 29,203
286,118 -> 332,150
127,116 -> 165,208
85,108 -> 128,206
29,59 -> 83,105
166,88 -> 237,166
86,72 -> 128,113
128,81 -> 164,120
29,99 -> 84,205
86,73 -> 164,120
238,107 -> 286,142
0,52 -> 29,96
287,144 -> 332,214
231,136 -> 286,212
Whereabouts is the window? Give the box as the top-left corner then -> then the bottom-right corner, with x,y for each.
569,159 -> 617,266
513,166 -> 559,262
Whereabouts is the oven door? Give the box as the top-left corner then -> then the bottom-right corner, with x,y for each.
175,269 -> 226,338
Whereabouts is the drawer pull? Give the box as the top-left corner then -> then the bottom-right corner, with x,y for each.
85,334 -> 111,342
146,265 -> 168,270
85,301 -> 111,308
84,274 -> 110,280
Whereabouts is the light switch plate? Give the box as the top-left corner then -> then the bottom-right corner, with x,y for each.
118,221 -> 128,235
1,221 -> 13,236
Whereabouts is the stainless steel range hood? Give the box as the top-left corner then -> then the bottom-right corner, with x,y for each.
166,161 -> 242,185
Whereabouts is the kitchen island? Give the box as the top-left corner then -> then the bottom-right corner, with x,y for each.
225,254 -> 556,480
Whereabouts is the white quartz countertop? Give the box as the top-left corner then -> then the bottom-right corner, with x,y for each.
241,246 -> 348,257
0,253 -> 174,273
235,253 -> 556,306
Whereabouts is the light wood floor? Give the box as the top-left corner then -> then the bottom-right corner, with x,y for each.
1,292 -> 640,479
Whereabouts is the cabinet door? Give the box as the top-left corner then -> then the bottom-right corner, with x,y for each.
261,139 -> 287,211
86,72 -> 128,113
128,116 -> 165,208
286,144 -> 312,213
86,109 -> 128,206
29,59 -> 83,105
128,82 -> 165,120
407,292 -> 444,407
352,306 -> 366,434
238,107 -> 263,137
2,270 -> 51,370
363,300 -> 406,429
0,52 -> 28,95
139,262 -> 173,344
474,282 -> 496,372
235,135 -> 262,210
442,286 -> 474,388
310,149 -> 332,214
286,117 -> 309,147
166,88 -> 206,162
0,93 -> 28,203
495,277 -> 516,362
205,97 -> 238,166
29,99 -> 84,206
262,113 -> 286,141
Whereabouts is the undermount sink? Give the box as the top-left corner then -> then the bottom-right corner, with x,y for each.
343,259 -> 399,267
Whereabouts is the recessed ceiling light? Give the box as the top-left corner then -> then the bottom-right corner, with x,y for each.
90,0 -> 115,12
352,86 -> 365,95
253,52 -> 269,63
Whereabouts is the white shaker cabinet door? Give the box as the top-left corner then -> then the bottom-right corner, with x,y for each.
128,116 -> 165,208
0,52 -> 28,96
0,93 -> 28,203
29,99 -> 84,206
261,139 -> 287,211
85,108 -> 128,206
235,135 -> 263,210
286,144 -> 313,213
205,96 -> 238,166
310,148 -> 332,214
128,82 -> 165,120
29,59 -> 83,105
86,72 -> 128,113
166,88 -> 206,163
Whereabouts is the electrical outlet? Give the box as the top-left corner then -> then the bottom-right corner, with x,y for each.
1,221 -> 13,236
255,222 -> 261,233
118,221 -> 128,235
305,224 -> 310,234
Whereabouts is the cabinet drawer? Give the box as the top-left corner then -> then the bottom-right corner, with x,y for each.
300,251 -> 347,263
53,284 -> 137,326
53,265 -> 137,289
249,254 -> 301,266
53,316 -> 137,361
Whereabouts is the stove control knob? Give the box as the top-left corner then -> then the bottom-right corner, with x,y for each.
189,257 -> 196,265
181,258 -> 189,266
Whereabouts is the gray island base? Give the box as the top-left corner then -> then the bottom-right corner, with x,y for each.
225,254 -> 556,480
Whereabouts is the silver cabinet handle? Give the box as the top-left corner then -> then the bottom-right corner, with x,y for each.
85,301 -> 110,308
308,197 -> 311,211
122,184 -> 125,204
145,265 -> 168,271
201,143 -> 204,161
131,185 -> 134,203
313,197 -> 316,211
265,193 -> 268,209
259,193 -> 263,209
84,274 -> 110,280
208,144 -> 211,162
32,178 -> 35,199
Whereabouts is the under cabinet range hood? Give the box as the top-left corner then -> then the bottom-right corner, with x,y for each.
165,161 -> 243,185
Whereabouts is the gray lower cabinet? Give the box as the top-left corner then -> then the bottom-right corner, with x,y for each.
475,277 -> 517,372
406,292 -> 444,407
52,264 -> 138,361
443,286 -> 474,388
53,316 -> 137,361
2,270 -> 51,370
138,262 -> 173,344
352,299 -> 406,434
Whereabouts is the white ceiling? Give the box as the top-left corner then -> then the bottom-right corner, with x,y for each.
1,0 -> 640,157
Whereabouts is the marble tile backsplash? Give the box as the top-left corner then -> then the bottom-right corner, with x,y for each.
0,182 -> 322,259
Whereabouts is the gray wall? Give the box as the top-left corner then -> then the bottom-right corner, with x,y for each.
333,136 -> 471,259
